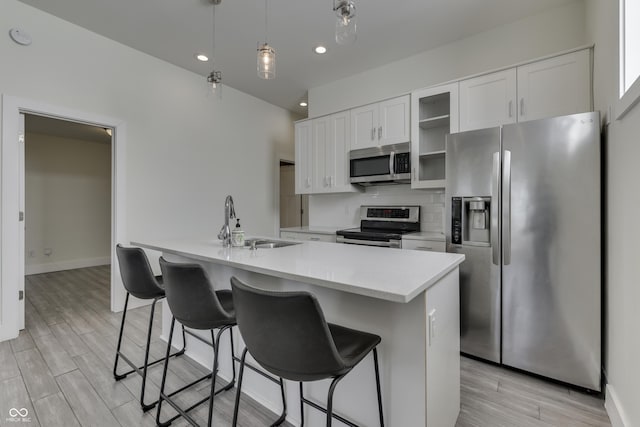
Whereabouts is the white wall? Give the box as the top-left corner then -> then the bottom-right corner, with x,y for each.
309,186 -> 444,232
586,2 -> 640,426
0,0 -> 294,245
308,0 -> 587,118
25,133 -> 111,274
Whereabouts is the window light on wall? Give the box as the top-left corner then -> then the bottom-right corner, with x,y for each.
617,0 -> 640,118
620,0 -> 640,96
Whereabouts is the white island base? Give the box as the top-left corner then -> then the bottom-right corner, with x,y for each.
134,239 -> 463,426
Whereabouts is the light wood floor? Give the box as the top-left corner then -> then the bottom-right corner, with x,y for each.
0,267 -> 610,427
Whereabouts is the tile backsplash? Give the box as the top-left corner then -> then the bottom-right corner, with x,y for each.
308,184 -> 445,233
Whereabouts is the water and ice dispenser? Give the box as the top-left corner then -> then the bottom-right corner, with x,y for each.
451,197 -> 491,246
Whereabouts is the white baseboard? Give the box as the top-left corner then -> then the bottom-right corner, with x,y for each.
605,385 -> 628,427
26,257 -> 110,275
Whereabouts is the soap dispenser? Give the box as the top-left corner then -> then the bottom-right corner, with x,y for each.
231,219 -> 245,247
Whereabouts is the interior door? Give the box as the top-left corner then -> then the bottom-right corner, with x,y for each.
18,113 -> 25,330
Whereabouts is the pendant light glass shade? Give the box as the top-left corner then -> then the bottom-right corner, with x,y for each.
257,43 -> 276,80
207,70 -> 222,98
334,0 -> 356,45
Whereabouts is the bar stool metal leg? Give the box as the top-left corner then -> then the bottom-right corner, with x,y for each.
326,374 -> 347,427
113,293 -> 187,412
232,347 -> 287,427
157,321 -> 236,427
299,382 -> 305,427
373,348 -> 385,427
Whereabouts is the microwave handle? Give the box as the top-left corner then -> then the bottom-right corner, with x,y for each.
389,151 -> 395,175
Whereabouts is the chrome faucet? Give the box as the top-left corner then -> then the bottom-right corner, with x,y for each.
217,195 -> 236,247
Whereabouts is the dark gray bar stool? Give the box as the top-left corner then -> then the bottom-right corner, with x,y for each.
230,276 -> 384,427
113,244 -> 186,411
157,258 -> 237,427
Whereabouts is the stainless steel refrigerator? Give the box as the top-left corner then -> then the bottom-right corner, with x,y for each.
445,112 -> 601,391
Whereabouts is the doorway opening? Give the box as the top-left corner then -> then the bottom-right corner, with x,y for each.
279,160 -> 308,229
23,115 -> 113,318
1,95 -> 129,342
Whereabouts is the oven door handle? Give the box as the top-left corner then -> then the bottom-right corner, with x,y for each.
337,236 -> 401,248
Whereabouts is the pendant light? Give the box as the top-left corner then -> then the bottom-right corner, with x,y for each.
257,0 -> 275,80
207,0 -> 223,97
334,0 -> 356,45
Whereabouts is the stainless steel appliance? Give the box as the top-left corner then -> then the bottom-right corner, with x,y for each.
446,112 -> 601,391
349,143 -> 411,185
337,205 -> 420,248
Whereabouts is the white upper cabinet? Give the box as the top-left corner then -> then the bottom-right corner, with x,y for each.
459,49 -> 591,132
350,95 -> 410,150
295,112 -> 358,195
294,120 -> 313,194
459,69 -> 517,132
517,49 -> 591,122
327,111 -> 351,192
379,95 -> 411,145
350,103 -> 378,150
312,116 -> 330,191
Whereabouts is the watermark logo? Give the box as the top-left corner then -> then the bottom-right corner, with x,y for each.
6,408 -> 31,423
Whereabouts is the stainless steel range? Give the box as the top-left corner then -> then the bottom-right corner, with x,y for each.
336,206 -> 420,248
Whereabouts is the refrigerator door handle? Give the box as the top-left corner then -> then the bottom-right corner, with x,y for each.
503,150 -> 512,265
492,151 -> 501,265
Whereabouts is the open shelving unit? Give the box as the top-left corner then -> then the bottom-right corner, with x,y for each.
411,84 -> 459,189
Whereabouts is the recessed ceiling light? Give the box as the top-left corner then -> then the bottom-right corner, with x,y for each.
314,46 -> 327,55
196,53 -> 209,62
299,101 -> 308,107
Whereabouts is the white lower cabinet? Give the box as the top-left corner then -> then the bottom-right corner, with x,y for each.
280,231 -> 336,243
402,237 -> 445,252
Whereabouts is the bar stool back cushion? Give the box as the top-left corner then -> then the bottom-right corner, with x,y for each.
159,258 -> 235,330
116,244 -> 164,300
230,276 -> 352,382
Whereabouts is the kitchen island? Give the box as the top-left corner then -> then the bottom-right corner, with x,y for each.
132,238 -> 465,426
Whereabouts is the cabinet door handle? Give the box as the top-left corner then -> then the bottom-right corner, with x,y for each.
371,128 -> 375,141
416,246 -> 433,251
413,167 -> 416,180
309,237 -> 320,241
520,98 -> 525,116
378,126 -> 382,139
329,176 -> 333,187
508,100 -> 513,118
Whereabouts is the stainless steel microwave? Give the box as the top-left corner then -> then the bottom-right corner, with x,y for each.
349,143 -> 411,185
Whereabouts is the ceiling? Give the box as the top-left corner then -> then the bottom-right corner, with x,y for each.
25,115 -> 112,144
18,0 -> 575,115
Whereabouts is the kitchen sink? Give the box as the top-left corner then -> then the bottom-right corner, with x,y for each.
244,239 -> 301,249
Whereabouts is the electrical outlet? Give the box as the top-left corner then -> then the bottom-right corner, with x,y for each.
428,309 -> 436,346
44,248 -> 52,256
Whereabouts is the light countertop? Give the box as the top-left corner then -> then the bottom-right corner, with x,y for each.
279,225 -> 350,235
132,238 -> 464,303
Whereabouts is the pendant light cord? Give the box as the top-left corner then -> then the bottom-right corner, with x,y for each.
212,3 -> 216,66
264,0 -> 269,43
